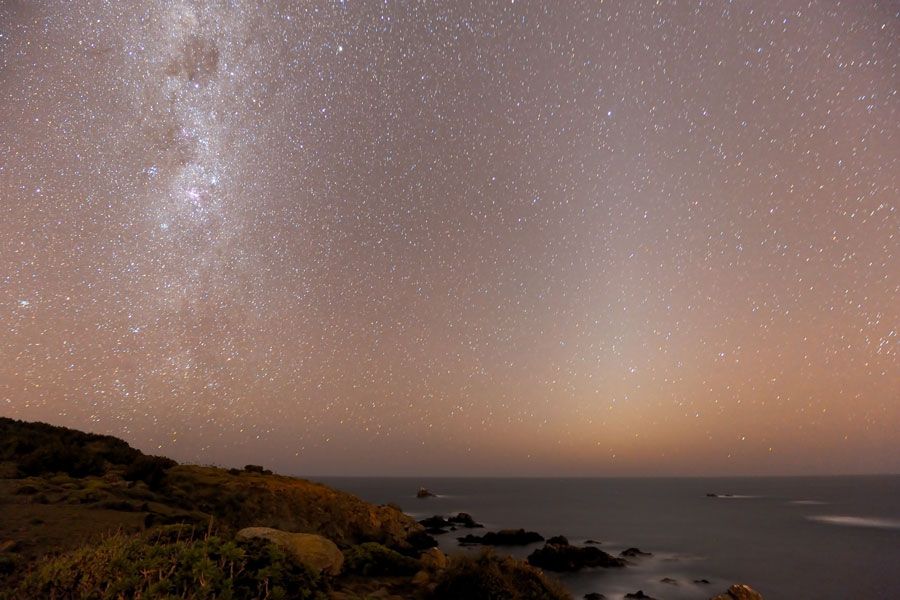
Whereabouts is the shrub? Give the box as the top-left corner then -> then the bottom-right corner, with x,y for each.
432,550 -> 572,600
8,526 -> 328,600
0,417 -> 143,478
123,454 -> 177,489
343,542 -> 420,576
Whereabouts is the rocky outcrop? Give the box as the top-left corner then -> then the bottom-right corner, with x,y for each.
163,466 -> 423,549
417,487 -> 436,498
620,547 -> 652,557
546,535 -> 569,545
625,592 -> 657,600
710,584 -> 764,600
458,528 -> 544,546
584,594 -> 606,600
420,515 -> 452,533
236,527 -> 344,575
419,512 -> 484,534
447,512 -> 483,528
527,540 -> 626,571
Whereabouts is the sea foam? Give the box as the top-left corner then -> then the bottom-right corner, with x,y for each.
807,515 -> 900,530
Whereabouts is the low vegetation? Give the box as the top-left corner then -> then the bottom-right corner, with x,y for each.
5,525 -> 326,600
343,542 -> 420,576
433,551 -> 572,600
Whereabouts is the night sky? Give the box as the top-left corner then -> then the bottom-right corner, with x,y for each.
1,1 -> 897,476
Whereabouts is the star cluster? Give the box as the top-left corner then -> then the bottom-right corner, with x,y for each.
1,1 -> 897,475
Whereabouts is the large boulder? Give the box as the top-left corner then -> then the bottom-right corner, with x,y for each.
237,527 -> 343,576
710,584 -> 764,600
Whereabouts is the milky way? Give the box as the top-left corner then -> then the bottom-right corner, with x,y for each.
1,1 -> 897,475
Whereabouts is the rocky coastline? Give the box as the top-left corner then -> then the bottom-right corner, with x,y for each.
0,417 -> 763,599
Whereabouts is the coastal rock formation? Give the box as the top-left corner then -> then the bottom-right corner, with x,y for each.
163,465 -> 423,549
584,594 -> 606,600
458,528 -> 544,546
447,512 -> 484,528
236,527 -> 344,575
527,540 -> 626,571
620,547 -> 652,557
546,535 -> 569,545
710,584 -> 764,600
625,591 -> 657,599
417,487 -> 436,498
419,515 -> 452,533
419,512 -> 484,534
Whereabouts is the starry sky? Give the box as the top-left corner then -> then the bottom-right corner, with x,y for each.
1,1 -> 897,476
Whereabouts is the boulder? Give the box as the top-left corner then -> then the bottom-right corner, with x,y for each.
237,527 -> 343,576
457,528 -> 544,546
620,547 -> 652,557
710,584 -> 764,600
527,541 -> 626,571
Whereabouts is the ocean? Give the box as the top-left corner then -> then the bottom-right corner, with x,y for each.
315,476 -> 900,600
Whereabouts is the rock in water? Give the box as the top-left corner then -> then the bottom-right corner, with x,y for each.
625,592 -> 657,600
417,487 -> 436,498
457,528 -> 545,546
419,515 -> 450,529
710,584 -> 764,600
236,527 -> 343,575
447,512 -> 484,528
620,547 -> 652,557
527,541 -> 626,571
546,535 -> 569,545
584,594 -> 606,600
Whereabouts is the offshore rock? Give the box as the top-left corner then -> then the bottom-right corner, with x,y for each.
458,528 -> 544,546
527,541 -> 626,571
447,512 -> 484,528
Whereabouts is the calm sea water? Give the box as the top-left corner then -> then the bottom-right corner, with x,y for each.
314,476 -> 900,600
